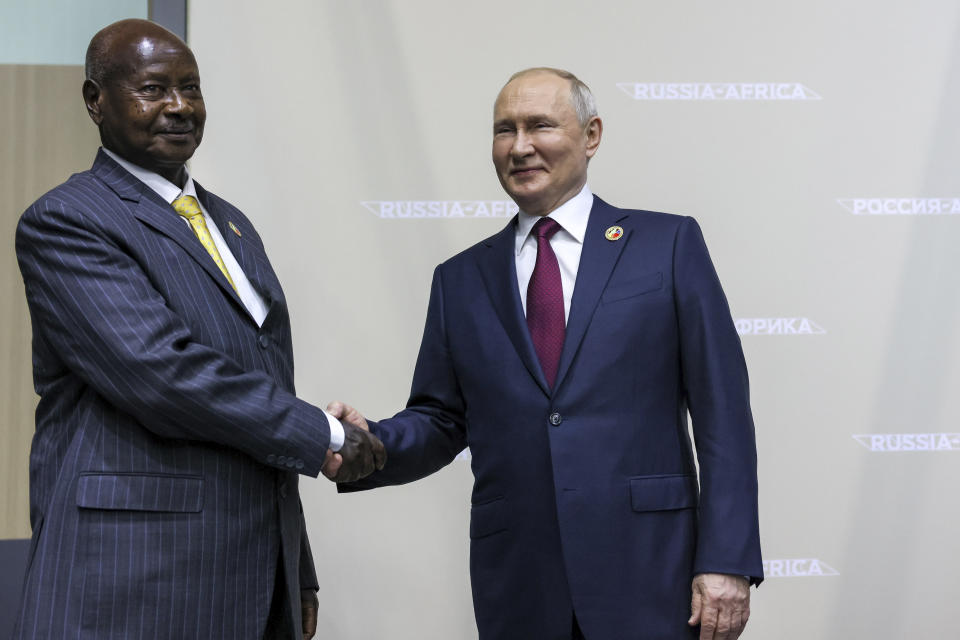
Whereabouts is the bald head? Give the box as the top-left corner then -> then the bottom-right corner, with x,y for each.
86,19 -> 189,87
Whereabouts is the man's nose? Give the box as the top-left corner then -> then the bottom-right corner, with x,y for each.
510,130 -> 534,156
164,89 -> 193,115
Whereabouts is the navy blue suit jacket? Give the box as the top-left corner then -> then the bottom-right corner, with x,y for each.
14,151 -> 330,639
348,197 -> 763,639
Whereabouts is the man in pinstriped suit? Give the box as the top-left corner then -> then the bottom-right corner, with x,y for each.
12,19 -> 384,639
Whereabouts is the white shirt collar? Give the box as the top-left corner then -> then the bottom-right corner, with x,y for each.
102,147 -> 198,204
515,184 -> 594,255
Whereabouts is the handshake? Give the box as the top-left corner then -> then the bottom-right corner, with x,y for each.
320,401 -> 385,483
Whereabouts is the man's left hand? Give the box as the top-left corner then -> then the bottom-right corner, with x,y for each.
301,588 -> 318,640
688,573 -> 750,640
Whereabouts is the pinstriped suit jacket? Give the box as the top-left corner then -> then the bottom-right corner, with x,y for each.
13,150 -> 330,639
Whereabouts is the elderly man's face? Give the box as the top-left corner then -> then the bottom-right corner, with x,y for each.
87,34 -> 205,183
492,72 -> 600,217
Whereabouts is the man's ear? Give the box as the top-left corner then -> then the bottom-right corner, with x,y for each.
584,116 -> 603,159
82,79 -> 104,126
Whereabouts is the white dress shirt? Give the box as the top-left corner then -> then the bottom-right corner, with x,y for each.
102,148 -> 344,450
515,184 -> 594,323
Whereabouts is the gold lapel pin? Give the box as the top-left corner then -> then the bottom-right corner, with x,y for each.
605,225 -> 624,241
228,221 -> 242,237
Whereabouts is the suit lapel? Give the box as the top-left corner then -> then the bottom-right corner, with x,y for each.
92,152 -> 246,310
195,184 -> 279,306
476,219 -> 551,396
195,184 -> 289,329
553,197 -> 630,391
202,191 -> 249,277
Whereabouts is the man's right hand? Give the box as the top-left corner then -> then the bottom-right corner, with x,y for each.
321,420 -> 385,483
326,400 -> 369,432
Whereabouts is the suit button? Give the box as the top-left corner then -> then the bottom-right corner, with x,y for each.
296,460 -> 304,470
258,334 -> 269,349
266,454 -> 276,463
277,455 -> 287,465
279,482 -> 288,498
286,459 -> 296,469
549,412 -> 562,426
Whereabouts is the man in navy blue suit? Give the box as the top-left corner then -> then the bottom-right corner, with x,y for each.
334,68 -> 762,639
13,19 -> 384,640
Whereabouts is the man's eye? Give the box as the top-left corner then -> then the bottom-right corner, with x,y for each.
141,85 -> 163,94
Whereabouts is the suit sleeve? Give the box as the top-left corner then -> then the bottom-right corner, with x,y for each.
341,266 -> 467,491
15,195 -> 331,476
673,216 -> 763,585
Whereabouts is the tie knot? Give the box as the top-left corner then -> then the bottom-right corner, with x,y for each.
173,195 -> 202,219
532,216 -> 562,241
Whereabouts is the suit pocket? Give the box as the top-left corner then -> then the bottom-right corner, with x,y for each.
470,496 -> 507,539
76,472 -> 203,513
601,271 -> 663,304
629,474 -> 697,512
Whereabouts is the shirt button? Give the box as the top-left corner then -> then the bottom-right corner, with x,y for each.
279,482 -> 288,498
258,334 -> 269,349
549,412 -> 562,426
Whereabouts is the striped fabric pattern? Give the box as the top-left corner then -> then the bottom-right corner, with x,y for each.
12,151 -> 330,639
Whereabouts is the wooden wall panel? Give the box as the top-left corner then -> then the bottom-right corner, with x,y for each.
1,64 -> 100,539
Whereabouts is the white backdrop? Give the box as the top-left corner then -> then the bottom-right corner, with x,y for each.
189,1 -> 960,637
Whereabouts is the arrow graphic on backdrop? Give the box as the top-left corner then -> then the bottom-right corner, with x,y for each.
734,317 -> 826,336
852,433 -> 960,452
616,82 -> 822,101
762,559 -> 839,578
837,198 -> 960,215
361,200 -> 519,219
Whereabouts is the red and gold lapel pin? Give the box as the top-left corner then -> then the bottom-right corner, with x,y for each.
604,225 -> 623,241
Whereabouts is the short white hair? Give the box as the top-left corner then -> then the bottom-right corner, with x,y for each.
505,67 -> 598,126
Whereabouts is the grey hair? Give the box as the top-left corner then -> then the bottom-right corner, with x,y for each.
506,67 -> 598,126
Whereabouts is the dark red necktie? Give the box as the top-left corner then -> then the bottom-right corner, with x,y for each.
526,217 -> 565,388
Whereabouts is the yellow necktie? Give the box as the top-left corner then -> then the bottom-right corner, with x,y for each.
172,195 -> 237,291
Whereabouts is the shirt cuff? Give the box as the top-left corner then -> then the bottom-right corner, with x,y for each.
323,410 -> 345,451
